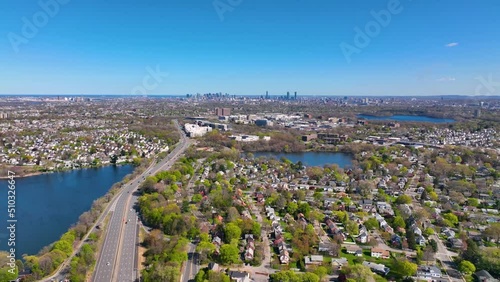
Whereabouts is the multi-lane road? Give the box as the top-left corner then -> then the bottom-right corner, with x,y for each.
93,120 -> 191,282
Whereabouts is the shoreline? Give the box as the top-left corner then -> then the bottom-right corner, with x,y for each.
0,163 -> 136,180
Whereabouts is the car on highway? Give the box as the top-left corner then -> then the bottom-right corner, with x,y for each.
106,262 -> 110,266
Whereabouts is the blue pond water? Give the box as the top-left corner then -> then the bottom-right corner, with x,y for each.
0,165 -> 134,257
357,114 -> 454,123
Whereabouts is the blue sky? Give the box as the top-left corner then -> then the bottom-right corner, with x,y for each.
1,0 -> 500,96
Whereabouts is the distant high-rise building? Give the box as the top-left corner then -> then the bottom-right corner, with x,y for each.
215,107 -> 231,116
474,109 -> 481,117
287,91 -> 290,100
265,91 -> 269,99
294,91 -> 297,100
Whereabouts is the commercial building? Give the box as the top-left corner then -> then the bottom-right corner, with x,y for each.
184,123 -> 212,137
215,107 -> 231,116
255,119 -> 273,127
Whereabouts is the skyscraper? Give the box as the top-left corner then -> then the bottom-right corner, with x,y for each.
286,91 -> 290,100
294,91 -> 297,100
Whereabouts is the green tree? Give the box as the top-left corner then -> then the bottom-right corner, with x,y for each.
343,264 -> 375,282
458,260 -> 476,274
313,266 -> 328,281
423,227 -> 435,236
0,251 -> 18,282
462,239 -> 481,265
395,260 -> 417,278
194,269 -> 205,282
407,232 -> 417,250
393,216 -> 406,229
396,195 -> 412,204
483,223 -> 500,244
364,217 -> 379,230
224,223 -> 242,243
346,220 -> 359,235
52,240 -> 73,256
219,244 -> 240,265
442,213 -> 458,226
468,198 -> 479,207
287,202 -> 299,215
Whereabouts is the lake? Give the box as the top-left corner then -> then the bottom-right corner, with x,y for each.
0,165 -> 135,257
252,152 -> 353,167
357,114 -> 455,123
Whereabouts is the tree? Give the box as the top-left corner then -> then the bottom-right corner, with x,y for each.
462,239 -> 481,265
395,260 -> 417,278
393,216 -> 406,229
423,227 -> 435,237
314,266 -> 328,281
226,207 -> 240,222
442,213 -> 458,226
207,270 -> 231,282
484,223 -> 500,244
343,264 -> 375,282
287,202 -> 299,215
428,191 -> 438,201
364,218 -> 379,230
194,269 -> 205,282
52,240 -> 73,256
458,260 -> 476,274
224,223 -> 242,243
468,198 -> 479,207
196,241 -> 216,264
406,231 -> 417,250
422,245 -> 435,261
346,220 -> 359,235
219,244 -> 240,265
396,195 -> 412,204
302,272 -> 320,282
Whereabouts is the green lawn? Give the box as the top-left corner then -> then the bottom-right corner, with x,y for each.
340,248 -> 405,280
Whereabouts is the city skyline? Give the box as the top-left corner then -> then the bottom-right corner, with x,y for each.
1,0 -> 500,96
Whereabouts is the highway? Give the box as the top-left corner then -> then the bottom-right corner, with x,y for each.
93,120 -> 191,282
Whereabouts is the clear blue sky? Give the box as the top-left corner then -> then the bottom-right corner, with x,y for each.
1,0 -> 500,96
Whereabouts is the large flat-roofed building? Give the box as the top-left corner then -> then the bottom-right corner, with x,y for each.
215,107 -> 231,116
184,123 -> 212,137
255,119 -> 273,127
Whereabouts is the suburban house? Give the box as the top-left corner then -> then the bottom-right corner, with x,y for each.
474,270 -> 499,282
345,245 -> 363,256
228,271 -> 251,282
417,265 -> 442,279
448,238 -> 464,249
363,261 -> 390,276
357,231 -> 368,244
416,235 -> 426,246
244,234 -> 255,261
304,255 -> 324,268
331,257 -> 349,272
371,247 -> 390,259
